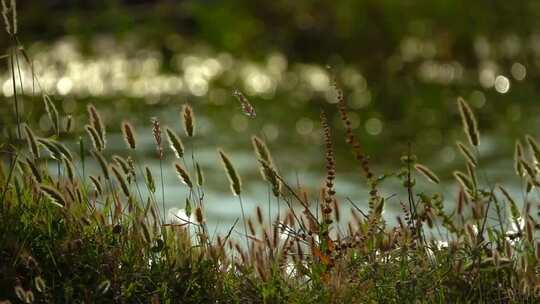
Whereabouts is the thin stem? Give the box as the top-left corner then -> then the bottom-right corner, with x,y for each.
133,155 -> 160,224
9,48 -> 21,141
14,45 -> 24,97
0,151 -> 19,207
475,146 -> 497,242
159,156 -> 165,222
237,194 -> 250,251
131,173 -> 146,211
267,186 -> 271,226
407,142 -> 422,246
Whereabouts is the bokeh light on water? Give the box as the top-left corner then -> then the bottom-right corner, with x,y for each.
3,1 -> 540,232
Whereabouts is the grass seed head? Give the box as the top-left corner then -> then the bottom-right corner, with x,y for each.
145,166 -> 156,193
195,207 -> 204,224
44,95 -> 60,134
196,162 -> 204,186
40,184 -> 66,207
174,163 -> 193,189
526,135 -> 540,164
87,104 -> 106,149
182,104 -> 195,137
63,157 -> 75,183
111,164 -> 130,197
24,125 -> 39,159
252,136 -> 273,165
89,175 -> 103,195
37,138 -> 63,160
151,117 -> 163,159
25,157 -> 42,183
218,149 -> 241,196
166,127 -> 184,158
453,171 -> 474,196
456,142 -> 477,167
515,140 -> 525,177
85,124 -> 104,152
457,97 -> 480,147
121,121 -> 137,150
414,164 -> 440,184
91,150 -> 109,180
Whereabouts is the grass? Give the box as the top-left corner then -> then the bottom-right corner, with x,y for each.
2,3 -> 540,303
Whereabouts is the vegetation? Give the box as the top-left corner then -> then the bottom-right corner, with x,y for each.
2,1 -> 540,303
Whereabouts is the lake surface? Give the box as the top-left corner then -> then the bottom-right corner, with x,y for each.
2,36 -> 540,235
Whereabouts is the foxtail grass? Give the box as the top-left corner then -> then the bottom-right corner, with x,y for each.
121,121 -> 137,150
23,125 -> 39,159
39,184 -> 66,207
182,104 -> 195,137
151,117 -> 166,222
218,149 -> 249,250
174,162 -> 193,189
85,124 -> 104,152
2,26 -> 540,302
87,104 -> 106,147
166,127 -> 184,159
457,97 -> 480,147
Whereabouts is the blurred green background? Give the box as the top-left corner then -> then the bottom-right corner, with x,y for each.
1,0 -> 539,228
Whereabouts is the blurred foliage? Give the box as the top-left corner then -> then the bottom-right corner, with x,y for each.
10,1 -> 540,60
3,0 -> 540,174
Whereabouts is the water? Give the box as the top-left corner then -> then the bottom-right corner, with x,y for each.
3,36 -> 540,235
59,128 -> 528,236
